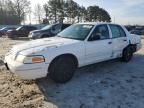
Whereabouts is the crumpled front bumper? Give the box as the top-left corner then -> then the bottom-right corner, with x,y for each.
4,55 -> 49,80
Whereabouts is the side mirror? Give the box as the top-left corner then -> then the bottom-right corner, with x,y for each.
88,33 -> 101,41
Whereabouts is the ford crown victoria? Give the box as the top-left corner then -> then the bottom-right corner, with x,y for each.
5,22 -> 141,83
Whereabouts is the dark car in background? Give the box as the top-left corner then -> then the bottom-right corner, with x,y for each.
130,27 -> 144,35
7,26 -> 37,39
125,25 -> 136,31
0,27 -> 16,37
29,23 -> 71,39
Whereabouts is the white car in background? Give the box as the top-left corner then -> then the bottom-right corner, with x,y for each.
5,22 -> 141,83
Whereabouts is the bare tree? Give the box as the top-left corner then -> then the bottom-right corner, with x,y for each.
27,6 -> 32,24
13,0 -> 30,24
34,4 -> 43,24
0,0 -> 19,24
43,4 -> 50,24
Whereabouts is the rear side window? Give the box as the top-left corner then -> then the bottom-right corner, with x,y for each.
109,24 -> 126,38
23,26 -> 36,31
28,26 -> 37,30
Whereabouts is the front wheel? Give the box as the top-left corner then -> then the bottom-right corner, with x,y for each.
122,46 -> 133,62
49,56 -> 77,83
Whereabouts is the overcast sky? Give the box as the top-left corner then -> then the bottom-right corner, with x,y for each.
30,0 -> 144,25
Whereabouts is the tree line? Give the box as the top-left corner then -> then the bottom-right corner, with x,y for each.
0,0 -> 30,25
0,0 -> 111,25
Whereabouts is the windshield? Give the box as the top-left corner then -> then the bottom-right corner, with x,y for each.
41,25 -> 53,30
58,24 -> 94,40
16,26 -> 22,30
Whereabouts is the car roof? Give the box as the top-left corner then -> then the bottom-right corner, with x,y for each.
77,22 -> 116,25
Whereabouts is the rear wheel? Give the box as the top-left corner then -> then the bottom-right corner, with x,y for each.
49,56 -> 77,83
122,46 -> 133,62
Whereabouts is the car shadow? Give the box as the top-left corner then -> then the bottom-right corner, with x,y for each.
36,53 -> 144,108
0,59 -> 4,66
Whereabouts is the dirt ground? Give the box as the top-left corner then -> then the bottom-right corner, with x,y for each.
0,37 -> 144,108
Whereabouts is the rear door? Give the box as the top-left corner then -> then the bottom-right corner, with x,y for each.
85,24 -> 113,64
109,24 -> 129,58
25,26 -> 37,37
18,26 -> 27,37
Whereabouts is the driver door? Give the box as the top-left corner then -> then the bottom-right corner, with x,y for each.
85,24 -> 113,64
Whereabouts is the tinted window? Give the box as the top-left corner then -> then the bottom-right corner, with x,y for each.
90,24 -> 110,40
52,24 -> 61,30
119,26 -> 126,37
27,26 -> 37,30
62,24 -> 71,30
19,26 -> 28,30
109,25 -> 126,38
51,24 -> 61,34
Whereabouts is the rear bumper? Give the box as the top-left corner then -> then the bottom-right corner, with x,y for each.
4,55 -> 49,80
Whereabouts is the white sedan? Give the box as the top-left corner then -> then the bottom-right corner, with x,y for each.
5,22 -> 141,83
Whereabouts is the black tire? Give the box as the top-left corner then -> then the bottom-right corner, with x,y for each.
122,46 -> 133,62
49,56 -> 77,83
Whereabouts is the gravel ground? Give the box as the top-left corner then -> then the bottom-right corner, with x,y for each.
0,37 -> 144,108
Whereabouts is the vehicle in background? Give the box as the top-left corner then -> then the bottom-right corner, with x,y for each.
125,25 -> 136,31
29,23 -> 71,39
0,27 -> 16,37
6,26 -> 37,39
5,22 -> 141,83
130,27 -> 144,35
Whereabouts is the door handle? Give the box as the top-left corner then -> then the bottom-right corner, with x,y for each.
108,42 -> 112,44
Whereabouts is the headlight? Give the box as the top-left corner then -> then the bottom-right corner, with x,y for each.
16,55 -> 45,64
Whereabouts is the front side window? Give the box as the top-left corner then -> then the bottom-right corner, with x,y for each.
88,24 -> 110,41
109,24 -> 126,38
51,24 -> 62,34
58,24 -> 94,40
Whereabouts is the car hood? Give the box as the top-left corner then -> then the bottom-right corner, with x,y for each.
11,37 -> 80,55
30,29 -> 50,33
7,29 -> 16,32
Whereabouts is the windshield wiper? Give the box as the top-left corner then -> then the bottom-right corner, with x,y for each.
56,35 -> 83,40
64,37 -> 83,40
